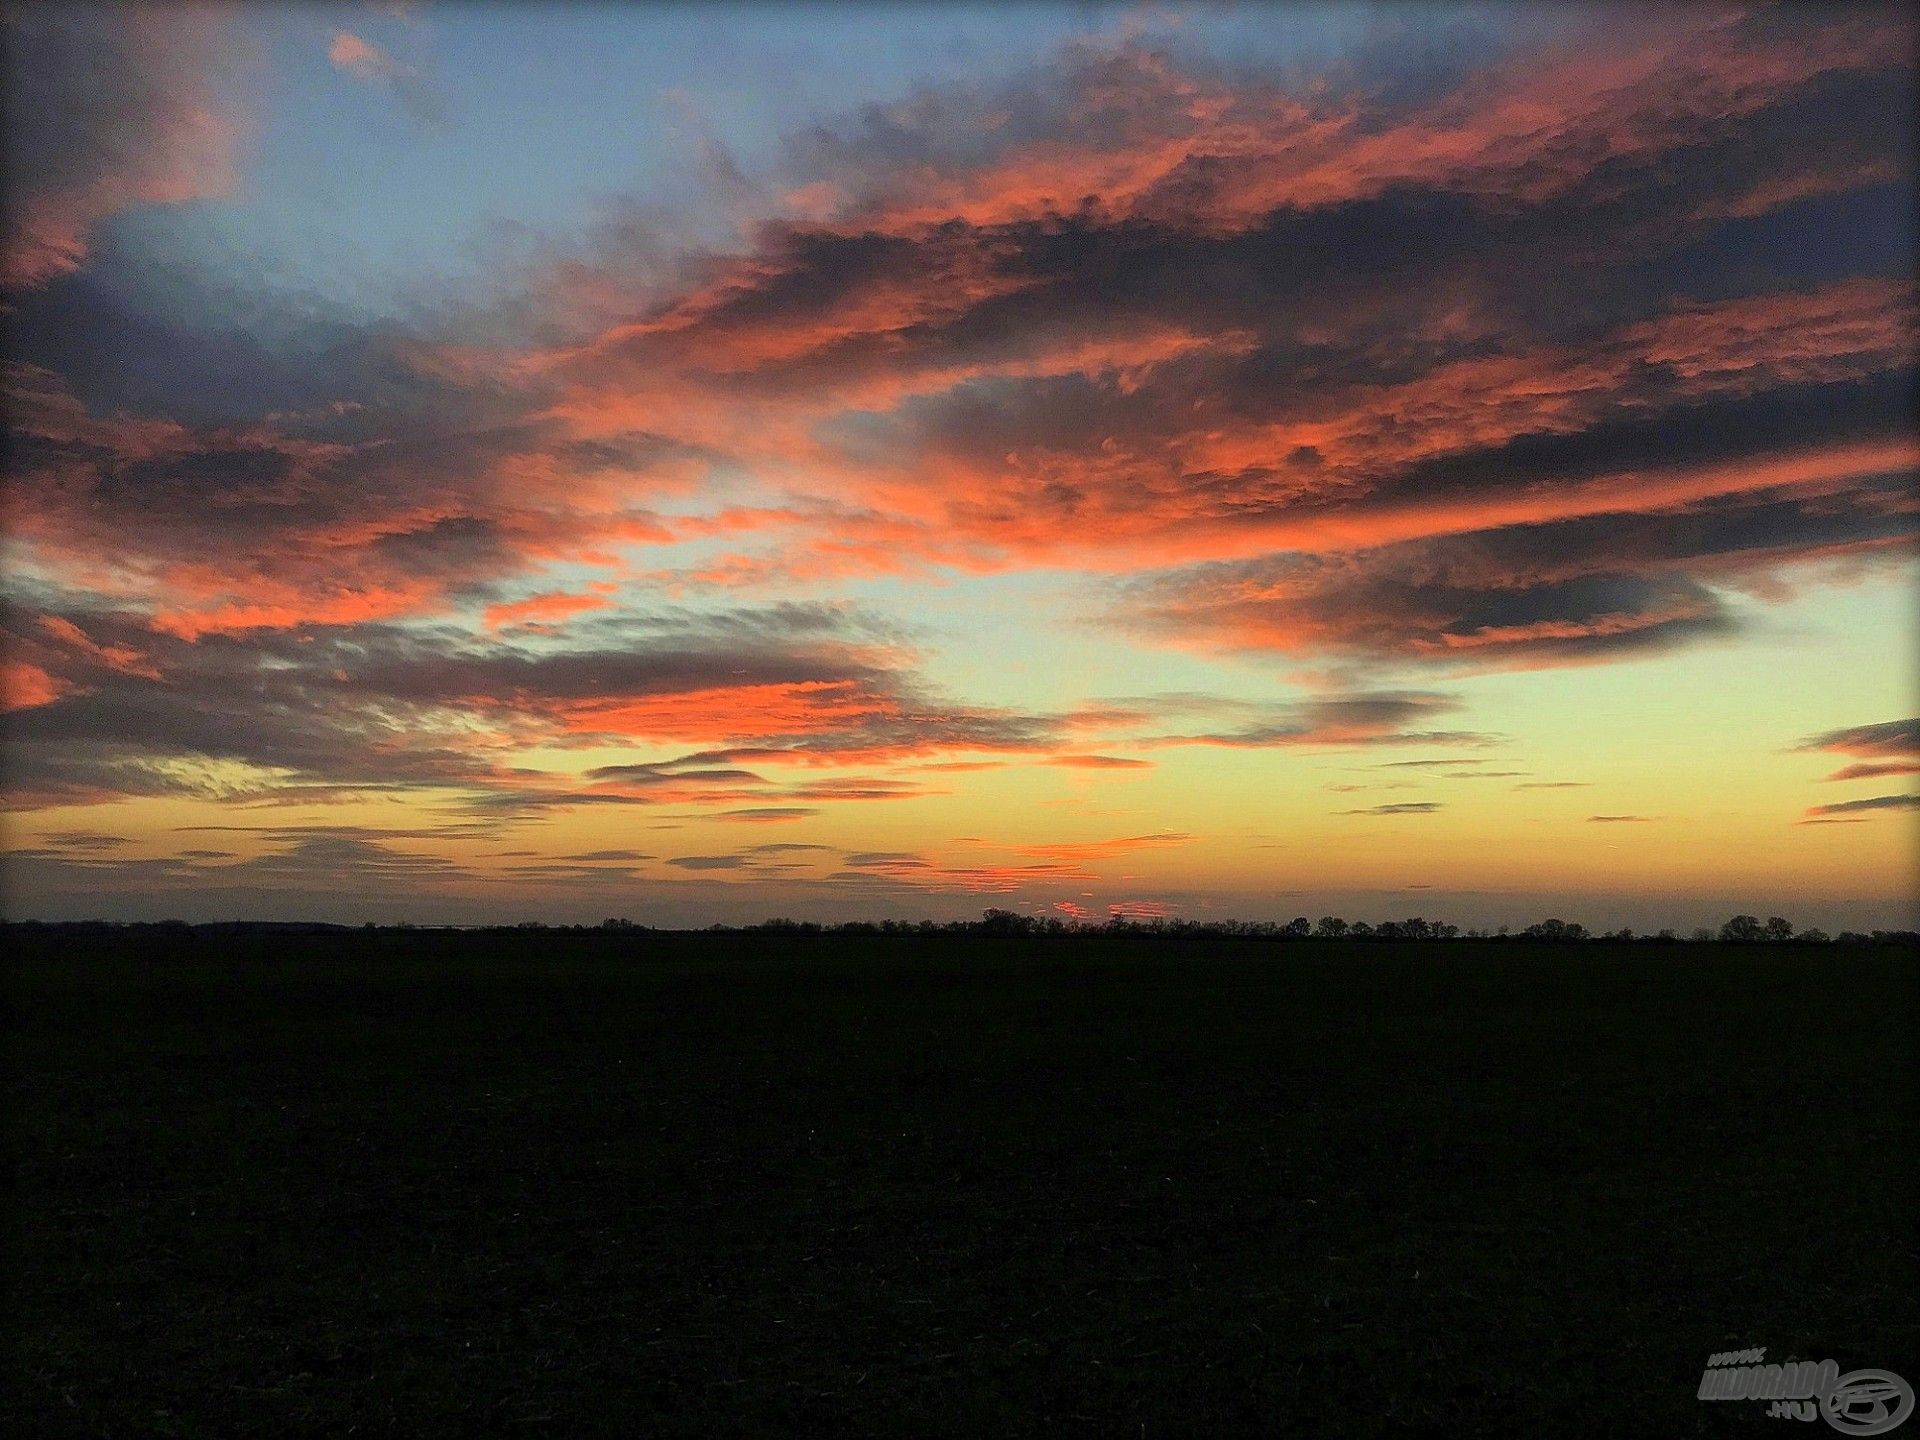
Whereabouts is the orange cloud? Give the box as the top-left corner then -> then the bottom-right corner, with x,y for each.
981,832 -> 1192,864
1826,762 -> 1920,782
482,589 -> 615,631
2,661 -> 65,713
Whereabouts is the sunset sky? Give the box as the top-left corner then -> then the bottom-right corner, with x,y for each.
2,1 -> 1915,930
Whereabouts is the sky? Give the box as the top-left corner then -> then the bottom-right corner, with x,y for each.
1,0 -> 1916,931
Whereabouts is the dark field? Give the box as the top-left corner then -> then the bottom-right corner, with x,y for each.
3,932 -> 1915,1437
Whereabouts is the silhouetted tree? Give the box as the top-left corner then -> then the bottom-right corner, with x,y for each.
979,908 -> 1039,937
1315,916 -> 1348,938
1719,915 -> 1765,943
1522,918 -> 1588,941
1763,916 -> 1795,942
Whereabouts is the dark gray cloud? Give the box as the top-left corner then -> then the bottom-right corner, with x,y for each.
2,6 -> 242,289
38,829 -> 130,852
1118,472 -> 1914,668
1134,690 -> 1493,750
0,601 -> 935,812
1795,718 -> 1920,758
2,596 -> 1506,822
1802,793 -> 1920,819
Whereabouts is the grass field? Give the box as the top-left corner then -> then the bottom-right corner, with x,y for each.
3,931 -> 1915,1436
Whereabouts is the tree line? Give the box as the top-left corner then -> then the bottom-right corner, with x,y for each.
645,911 -> 1914,944
6,914 -> 1915,944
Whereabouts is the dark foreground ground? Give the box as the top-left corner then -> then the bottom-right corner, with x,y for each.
3,932 -> 1915,1437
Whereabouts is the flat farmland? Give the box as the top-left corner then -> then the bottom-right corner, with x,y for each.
3,932 -> 1914,1436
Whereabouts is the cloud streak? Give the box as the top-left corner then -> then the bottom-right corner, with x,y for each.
1802,794 -> 1920,820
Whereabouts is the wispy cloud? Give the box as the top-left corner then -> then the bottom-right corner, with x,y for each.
1793,719 -> 1920,780
1801,794 -> 1920,821
328,30 -> 444,126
